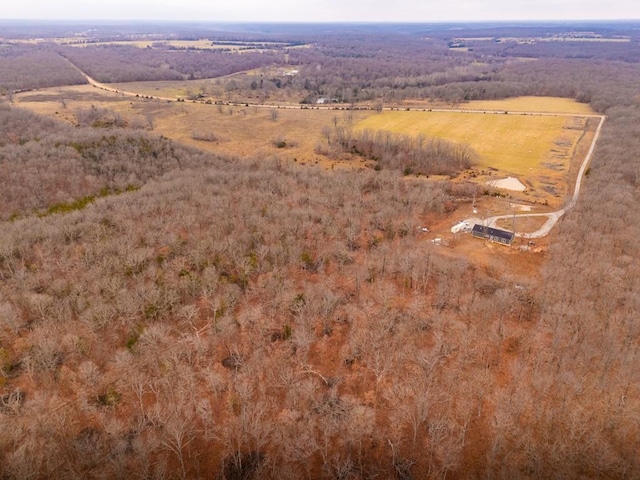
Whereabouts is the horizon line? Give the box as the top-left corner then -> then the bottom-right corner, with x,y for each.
1,18 -> 639,24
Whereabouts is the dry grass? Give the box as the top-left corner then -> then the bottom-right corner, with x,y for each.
107,65 -> 299,100
495,215 -> 548,233
151,104 -> 370,167
16,85 -> 371,168
5,37 -> 299,52
61,40 -> 244,50
355,109 -> 591,207
62,39 -> 296,52
16,85 -> 592,207
465,96 -> 595,114
109,78 -> 224,100
356,110 -> 579,174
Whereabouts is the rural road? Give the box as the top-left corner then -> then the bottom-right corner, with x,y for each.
60,55 -> 605,119
473,114 -> 605,238
58,55 -> 178,101
45,57 -> 607,239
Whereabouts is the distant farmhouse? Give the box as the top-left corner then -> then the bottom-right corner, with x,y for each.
316,97 -> 339,104
471,224 -> 515,246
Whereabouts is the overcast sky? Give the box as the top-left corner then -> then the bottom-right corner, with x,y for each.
2,0 -> 639,23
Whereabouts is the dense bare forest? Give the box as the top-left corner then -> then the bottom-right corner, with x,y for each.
1,21 -> 640,479
0,45 -> 86,93
0,106 -> 215,219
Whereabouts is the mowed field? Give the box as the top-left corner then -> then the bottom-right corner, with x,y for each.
357,110 -> 582,175
465,96 -> 596,114
356,101 -> 593,206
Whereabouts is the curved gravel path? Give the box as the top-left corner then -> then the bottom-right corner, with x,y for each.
472,114 -> 605,238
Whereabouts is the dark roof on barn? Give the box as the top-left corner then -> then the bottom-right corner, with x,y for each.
471,224 -> 515,242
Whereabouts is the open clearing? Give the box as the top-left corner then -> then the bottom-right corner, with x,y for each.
5,38 -> 297,51
17,85 -> 594,208
495,215 -> 548,233
355,109 -> 588,187
487,177 -> 527,191
16,85 -> 370,167
14,84 -> 559,275
107,66 -> 301,101
109,78 -> 227,100
13,84 -> 601,280
464,96 -> 596,114
63,40 -> 237,49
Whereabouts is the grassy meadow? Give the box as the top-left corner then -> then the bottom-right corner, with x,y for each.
356,111 -> 583,176
16,86 -> 371,167
149,103 -> 370,165
108,78 -> 225,99
465,96 -> 596,114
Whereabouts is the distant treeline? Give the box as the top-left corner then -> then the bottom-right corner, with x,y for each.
2,30 -> 639,115
0,46 -> 86,93
57,44 -> 283,82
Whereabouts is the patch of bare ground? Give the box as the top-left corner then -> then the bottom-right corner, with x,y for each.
495,215 -> 548,234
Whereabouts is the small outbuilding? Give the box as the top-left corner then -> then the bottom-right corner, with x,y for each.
471,224 -> 515,246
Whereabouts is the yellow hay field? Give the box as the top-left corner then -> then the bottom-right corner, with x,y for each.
464,96 -> 595,114
355,110 -> 585,178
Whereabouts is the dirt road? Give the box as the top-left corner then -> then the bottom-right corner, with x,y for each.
474,114 -> 605,238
